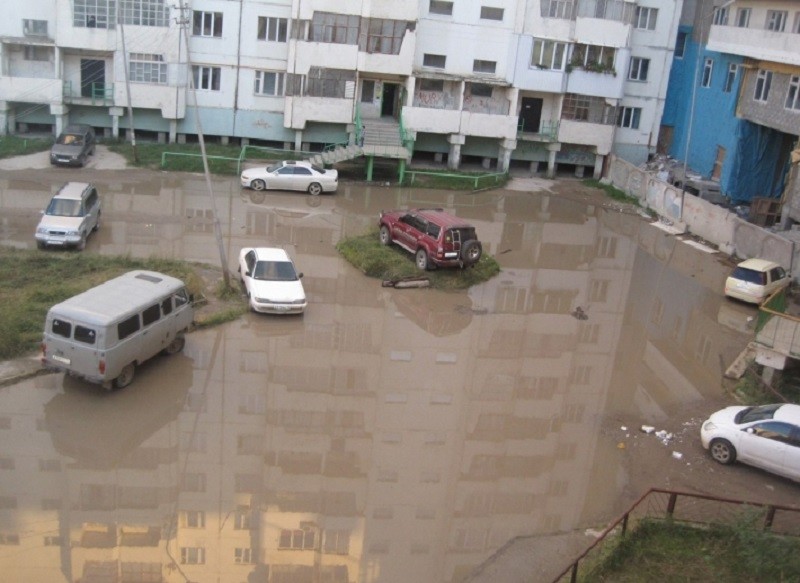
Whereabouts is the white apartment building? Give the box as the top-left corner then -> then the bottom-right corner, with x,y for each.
0,0 -> 681,176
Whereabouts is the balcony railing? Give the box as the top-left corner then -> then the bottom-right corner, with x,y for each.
63,81 -> 114,105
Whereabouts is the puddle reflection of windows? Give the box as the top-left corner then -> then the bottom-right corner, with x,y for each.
696,335 -> 712,364
549,480 -> 568,495
241,350 -> 267,373
186,207 -> 214,233
323,529 -> 351,555
180,510 -> 205,528
235,473 -> 261,493
234,548 -> 254,564
563,403 -> 585,423
237,434 -> 263,455
180,431 -> 207,452
452,528 -> 488,551
369,540 -> 390,554
181,472 -> 206,492
485,329 -> 524,357
556,442 -> 577,460
589,279 -> 609,302
578,322 -> 600,343
568,364 -> 592,384
515,376 -> 558,399
279,527 -> 317,550
497,286 -> 529,313
234,509 -> 252,530
238,393 -> 267,415
650,297 -> 664,325
180,546 -> 205,564
38,459 -> 61,472
597,236 -> 617,258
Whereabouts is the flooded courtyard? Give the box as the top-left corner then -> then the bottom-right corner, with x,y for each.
0,159 -> 791,582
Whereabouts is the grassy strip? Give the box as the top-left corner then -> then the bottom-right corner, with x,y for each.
587,519 -> 800,582
0,246 -> 241,360
0,136 -> 52,159
582,178 -> 641,205
336,231 -> 500,290
401,171 -> 509,191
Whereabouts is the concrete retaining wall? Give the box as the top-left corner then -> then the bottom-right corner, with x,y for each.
607,155 -> 797,277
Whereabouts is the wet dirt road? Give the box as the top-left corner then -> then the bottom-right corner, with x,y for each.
0,159 -> 797,583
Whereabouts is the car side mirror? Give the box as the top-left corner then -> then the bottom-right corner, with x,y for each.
745,428 -> 755,434
297,272 -> 304,279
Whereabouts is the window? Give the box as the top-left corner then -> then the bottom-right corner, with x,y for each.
129,53 -> 167,84
542,0 -> 574,19
571,44 -> 616,71
0,534 -> 20,545
23,19 -> 48,36
736,8 -> 750,28
701,58 -> 713,88
181,511 -> 205,528
470,83 -> 493,97
712,6 -> 729,25
531,39 -> 567,70
257,16 -> 288,42
617,107 -> 641,129
74,0 -> 114,29
254,71 -> 284,96
363,19 -> 407,54
310,12 -> 360,44
120,0 -> 169,27
193,66 -> 221,91
142,303 -> 160,327
473,59 -> 497,74
419,79 -> 444,91
634,6 -> 657,30
628,57 -> 649,81
324,530 -> 351,555
794,12 -> 800,33
423,53 -> 446,68
429,1 -> 454,15
561,93 -> 616,124
52,319 -> 71,338
74,325 -> 96,345
234,509 -> 252,530
723,63 -> 737,93
480,7 -> 504,21
234,548 -> 253,564
754,69 -> 772,102
118,314 -> 140,341
24,47 -> 49,61
279,528 -> 317,550
180,547 -> 205,565
361,80 -> 375,102
675,31 -> 687,58
193,11 -> 222,37
766,10 -> 787,32
161,297 -> 173,315
786,76 -> 800,111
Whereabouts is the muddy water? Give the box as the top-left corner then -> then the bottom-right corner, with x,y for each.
0,169 -> 752,582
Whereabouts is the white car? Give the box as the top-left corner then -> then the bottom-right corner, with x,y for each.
724,258 -> 790,304
700,403 -> 800,482
240,160 -> 338,196
238,247 -> 307,314
35,182 -> 101,250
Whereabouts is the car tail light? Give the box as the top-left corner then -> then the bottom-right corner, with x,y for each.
40,342 -> 46,364
98,360 -> 105,375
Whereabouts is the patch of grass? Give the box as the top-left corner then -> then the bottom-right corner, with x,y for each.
0,246 -> 241,360
583,178 -> 641,206
401,170 -> 509,191
107,141 -> 245,174
588,518 -> 800,582
336,230 -> 500,290
196,305 -> 247,328
0,136 -> 52,159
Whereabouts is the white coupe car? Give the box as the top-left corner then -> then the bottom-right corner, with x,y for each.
238,247 -> 307,314
700,403 -> 800,483
240,160 -> 338,196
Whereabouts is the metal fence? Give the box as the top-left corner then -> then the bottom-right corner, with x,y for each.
552,488 -> 800,583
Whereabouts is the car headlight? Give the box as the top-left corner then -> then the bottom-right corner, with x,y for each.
702,421 -> 717,432
291,298 -> 306,304
36,226 -> 48,234
66,230 -> 80,236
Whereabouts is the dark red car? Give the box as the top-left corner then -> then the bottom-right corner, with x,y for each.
378,208 -> 483,270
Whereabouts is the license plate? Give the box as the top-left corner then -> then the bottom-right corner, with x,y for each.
47,240 -> 65,246
52,354 -> 71,365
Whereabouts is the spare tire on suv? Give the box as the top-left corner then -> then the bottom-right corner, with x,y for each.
461,240 -> 482,265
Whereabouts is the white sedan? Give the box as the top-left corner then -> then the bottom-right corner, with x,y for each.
238,247 -> 307,314
240,160 -> 338,196
700,403 -> 800,482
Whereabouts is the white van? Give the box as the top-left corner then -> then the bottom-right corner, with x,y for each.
41,270 -> 194,389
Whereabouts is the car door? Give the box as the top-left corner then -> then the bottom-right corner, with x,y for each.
240,250 -> 257,295
783,428 -> 800,481
737,421 -> 792,474
766,267 -> 788,297
292,166 -> 313,192
84,189 -> 100,231
271,166 -> 295,190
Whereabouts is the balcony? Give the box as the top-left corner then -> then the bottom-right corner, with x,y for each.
0,75 -> 62,104
285,96 -> 353,128
558,119 -> 614,153
708,24 -> 800,66
63,81 -> 114,106
357,29 -> 416,75
566,66 -> 625,99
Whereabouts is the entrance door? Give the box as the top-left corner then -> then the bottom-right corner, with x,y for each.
381,83 -> 399,118
80,59 -> 105,98
519,97 -> 543,133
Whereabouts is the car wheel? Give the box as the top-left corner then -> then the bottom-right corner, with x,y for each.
461,240 -> 483,265
709,438 -> 736,465
37,241 -> 46,250
76,234 -> 87,251
251,179 -> 266,191
250,192 -> 266,204
379,225 -> 392,246
308,182 -> 323,196
162,334 -> 186,356
93,212 -> 101,232
113,363 -> 136,389
416,249 -> 430,270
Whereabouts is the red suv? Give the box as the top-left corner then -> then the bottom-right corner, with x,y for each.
378,208 -> 483,270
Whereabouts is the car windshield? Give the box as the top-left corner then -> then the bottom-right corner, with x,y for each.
253,260 -> 297,281
56,133 -> 84,146
45,199 -> 83,217
731,267 -> 766,285
734,404 -> 783,424
266,164 -> 282,173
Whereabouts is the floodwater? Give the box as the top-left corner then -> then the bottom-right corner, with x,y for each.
0,166 -> 754,582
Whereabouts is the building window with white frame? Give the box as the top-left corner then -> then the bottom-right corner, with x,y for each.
786,76 -> 800,111
571,44 -> 616,71
120,0 -> 169,26
735,8 -> 750,28
628,57 -> 649,81
541,0 -> 575,19
634,6 -> 657,30
363,18 -> 407,54
531,39 -> 566,70
192,66 -> 221,91
180,547 -> 205,564
24,46 -> 49,61
310,12 -> 360,44
193,11 -> 222,37
712,6 -> 729,25
73,0 -> 114,29
234,548 -> 253,564
473,59 -> 497,74
701,58 -> 713,88
617,106 -> 641,129
257,16 -> 288,42
254,71 -> 285,96
180,510 -> 206,528
766,10 -> 788,32
793,12 -> 800,33
423,53 -> 446,68
754,69 -> 772,102
723,63 -> 737,93
129,53 -> 167,84
480,6 -> 504,21
22,19 -> 48,36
